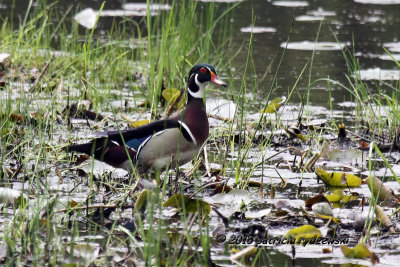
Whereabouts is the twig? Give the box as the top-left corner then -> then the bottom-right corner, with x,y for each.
30,56 -> 54,91
207,113 -> 232,123
345,129 -> 371,142
203,145 -> 211,178
188,180 -> 226,198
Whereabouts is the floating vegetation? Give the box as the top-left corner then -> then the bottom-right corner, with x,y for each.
282,41 -> 347,50
295,15 -> 325,21
356,68 -> 400,80
272,1 -> 309,7
354,0 -> 400,4
74,4 -> 172,29
240,26 -> 277,33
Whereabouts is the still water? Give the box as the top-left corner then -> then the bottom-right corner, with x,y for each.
229,0 -> 400,107
2,0 -> 400,108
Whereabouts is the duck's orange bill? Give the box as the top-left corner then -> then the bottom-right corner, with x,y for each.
211,72 -> 227,87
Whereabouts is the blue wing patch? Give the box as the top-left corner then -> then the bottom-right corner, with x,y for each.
125,136 -> 150,151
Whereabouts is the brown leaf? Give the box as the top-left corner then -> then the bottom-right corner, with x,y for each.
305,194 -> 330,209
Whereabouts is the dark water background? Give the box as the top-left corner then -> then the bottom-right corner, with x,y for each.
2,0 -> 400,108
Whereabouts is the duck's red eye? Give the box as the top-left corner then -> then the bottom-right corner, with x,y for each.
200,67 -> 207,73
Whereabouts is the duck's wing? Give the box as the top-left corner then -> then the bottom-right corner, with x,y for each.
68,119 -> 194,161
101,119 -> 194,150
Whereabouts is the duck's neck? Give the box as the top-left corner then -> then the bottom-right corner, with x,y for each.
183,91 -> 209,146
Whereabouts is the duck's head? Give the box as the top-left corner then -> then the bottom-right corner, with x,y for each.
187,63 -> 227,99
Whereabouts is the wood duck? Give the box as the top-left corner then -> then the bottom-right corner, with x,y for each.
69,63 -> 227,174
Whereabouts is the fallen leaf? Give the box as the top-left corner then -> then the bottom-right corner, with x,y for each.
366,176 -> 397,202
284,225 -> 321,243
260,96 -> 286,113
134,189 -> 155,214
340,242 -> 371,258
375,205 -> 395,233
324,189 -> 343,202
305,194 -> 330,209
284,124 -> 306,141
230,246 -> 257,262
312,202 -> 333,216
130,119 -> 151,128
315,169 -> 362,187
162,88 -> 186,109
163,193 -> 210,215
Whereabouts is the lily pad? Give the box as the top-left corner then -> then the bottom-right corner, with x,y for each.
240,26 -> 276,33
356,68 -> 400,81
162,88 -> 185,109
260,97 -> 286,113
272,1 -> 309,7
324,189 -> 343,202
282,41 -> 347,51
354,0 -> 400,4
211,189 -> 252,217
315,169 -> 362,187
284,225 -> 321,244
163,193 -> 210,215
311,202 -> 333,216
340,243 -> 371,258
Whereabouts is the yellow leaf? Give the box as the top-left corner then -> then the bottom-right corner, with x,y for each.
230,246 -> 257,262
325,189 -> 343,202
163,193 -> 210,215
314,213 -> 341,223
340,194 -> 359,203
284,125 -> 307,141
134,190 -> 155,213
284,225 -> 321,244
68,200 -> 78,208
130,119 -> 151,128
260,97 -> 286,113
296,133 -> 307,141
162,88 -> 186,109
316,169 -> 361,187
340,243 -> 371,258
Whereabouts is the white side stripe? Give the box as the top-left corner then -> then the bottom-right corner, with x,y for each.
135,130 -> 166,161
177,121 -> 197,147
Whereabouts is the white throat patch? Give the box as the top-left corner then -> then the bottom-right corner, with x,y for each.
188,73 -> 208,99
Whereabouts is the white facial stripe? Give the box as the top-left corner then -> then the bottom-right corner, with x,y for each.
177,121 -> 197,146
188,73 -> 208,98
